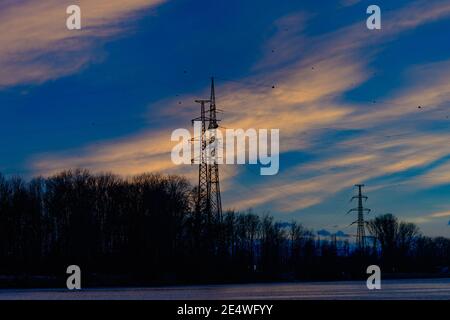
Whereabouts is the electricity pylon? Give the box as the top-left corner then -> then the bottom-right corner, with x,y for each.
347,184 -> 371,251
191,78 -> 223,223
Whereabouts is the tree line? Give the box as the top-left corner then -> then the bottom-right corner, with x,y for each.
0,169 -> 449,287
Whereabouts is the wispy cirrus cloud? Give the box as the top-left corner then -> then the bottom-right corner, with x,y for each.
407,210 -> 450,224
32,127 -> 240,191
0,0 -> 166,87
340,0 -> 361,7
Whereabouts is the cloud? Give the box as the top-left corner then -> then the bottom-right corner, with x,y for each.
31,127 -> 240,190
340,0 -> 361,7
32,129 -> 176,176
317,229 -> 331,237
277,222 -> 293,229
335,231 -> 350,238
430,211 -> 450,218
408,211 -> 450,225
0,0 -> 166,87
417,161 -> 450,187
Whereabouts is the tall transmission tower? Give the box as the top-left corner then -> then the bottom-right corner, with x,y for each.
347,184 -> 371,251
192,78 -> 223,223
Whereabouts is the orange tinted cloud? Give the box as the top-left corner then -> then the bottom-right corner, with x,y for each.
0,0 -> 166,87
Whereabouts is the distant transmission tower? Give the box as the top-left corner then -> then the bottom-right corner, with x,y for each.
347,184 -> 371,251
192,78 -> 223,223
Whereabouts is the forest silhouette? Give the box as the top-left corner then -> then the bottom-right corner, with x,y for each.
0,169 -> 449,287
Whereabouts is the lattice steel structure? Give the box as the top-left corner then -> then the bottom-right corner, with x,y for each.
191,78 -> 222,223
347,184 -> 371,251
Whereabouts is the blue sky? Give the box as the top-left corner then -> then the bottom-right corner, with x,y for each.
1,0 -> 450,237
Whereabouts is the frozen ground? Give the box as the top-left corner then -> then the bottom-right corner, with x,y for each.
1,277 -> 449,300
